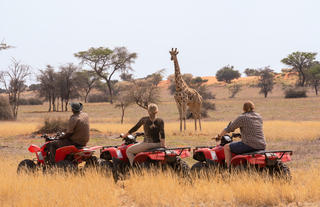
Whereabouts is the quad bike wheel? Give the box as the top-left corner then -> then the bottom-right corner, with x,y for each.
84,156 -> 113,174
268,161 -> 291,180
171,157 -> 190,178
56,160 -> 78,173
17,159 -> 36,174
191,162 -> 209,177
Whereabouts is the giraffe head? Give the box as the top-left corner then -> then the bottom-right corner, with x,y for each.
169,48 -> 179,60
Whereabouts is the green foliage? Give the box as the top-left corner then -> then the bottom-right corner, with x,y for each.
0,96 -> 14,120
216,65 -> 241,83
281,51 -> 317,86
244,68 -> 260,76
306,63 -> 320,95
284,87 -> 307,98
74,47 -> 137,104
257,67 -> 275,98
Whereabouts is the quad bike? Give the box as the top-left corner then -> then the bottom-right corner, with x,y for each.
108,132 -> 191,182
17,133 -> 102,174
191,132 -> 293,179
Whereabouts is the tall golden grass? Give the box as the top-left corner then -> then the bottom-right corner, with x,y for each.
1,121 -> 319,141
1,157 -> 319,207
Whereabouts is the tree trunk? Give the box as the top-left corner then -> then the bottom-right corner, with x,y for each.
48,95 -> 52,112
65,99 -> 69,111
106,80 -> 113,104
264,92 -> 268,98
121,105 -> 125,124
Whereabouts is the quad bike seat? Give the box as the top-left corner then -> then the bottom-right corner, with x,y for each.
238,150 -> 266,155
144,147 -> 166,152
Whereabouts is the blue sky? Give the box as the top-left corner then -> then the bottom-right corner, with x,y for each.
1,0 -> 319,83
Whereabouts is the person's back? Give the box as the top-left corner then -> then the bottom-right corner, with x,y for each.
228,111 -> 265,150
68,111 -> 90,146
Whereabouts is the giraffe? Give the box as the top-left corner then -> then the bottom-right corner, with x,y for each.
169,48 -> 203,131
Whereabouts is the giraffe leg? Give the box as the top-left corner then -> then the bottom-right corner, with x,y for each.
199,117 -> 202,131
183,104 -> 187,131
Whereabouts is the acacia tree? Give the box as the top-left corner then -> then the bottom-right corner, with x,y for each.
216,65 -> 241,83
307,63 -> 320,95
115,83 -> 134,124
257,67 -> 275,98
0,59 -> 30,119
74,47 -> 137,104
58,63 -> 79,111
74,70 -> 99,102
129,79 -> 160,109
281,52 -> 317,87
38,65 -> 57,112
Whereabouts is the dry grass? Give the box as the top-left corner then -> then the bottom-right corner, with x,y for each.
1,156 -> 319,207
1,121 -> 319,142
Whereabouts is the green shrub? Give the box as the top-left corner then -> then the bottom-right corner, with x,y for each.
284,88 -> 307,98
0,96 -> 14,120
35,118 -> 68,134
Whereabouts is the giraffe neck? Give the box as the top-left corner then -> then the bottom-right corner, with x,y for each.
172,56 -> 186,91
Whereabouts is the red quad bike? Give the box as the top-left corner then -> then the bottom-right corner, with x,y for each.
191,132 -> 293,179
17,133 -> 102,174
103,132 -> 191,182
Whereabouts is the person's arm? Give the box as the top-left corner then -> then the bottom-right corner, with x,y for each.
124,117 -> 144,137
60,116 -> 77,139
159,119 -> 165,147
214,116 -> 243,140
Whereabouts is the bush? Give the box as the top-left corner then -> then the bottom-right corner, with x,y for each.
284,88 -> 307,98
0,96 -> 14,120
34,118 -> 68,134
87,93 -> 108,103
18,98 -> 43,105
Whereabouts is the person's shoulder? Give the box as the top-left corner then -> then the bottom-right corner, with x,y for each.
156,118 -> 164,123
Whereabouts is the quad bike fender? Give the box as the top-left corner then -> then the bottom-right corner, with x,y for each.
231,155 -> 266,166
135,152 -> 166,162
179,149 -> 191,159
102,148 -> 122,159
193,149 -> 216,162
28,144 -> 41,153
55,145 -> 79,162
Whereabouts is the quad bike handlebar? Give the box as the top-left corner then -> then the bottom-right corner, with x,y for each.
41,132 -> 65,142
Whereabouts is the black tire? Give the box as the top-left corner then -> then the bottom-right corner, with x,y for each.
268,161 -> 291,180
56,160 -> 78,173
84,157 -> 113,174
112,158 -> 128,183
17,159 -> 36,174
191,162 -> 208,177
171,157 -> 190,178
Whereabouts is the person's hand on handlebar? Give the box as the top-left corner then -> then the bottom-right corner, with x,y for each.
212,134 -> 221,141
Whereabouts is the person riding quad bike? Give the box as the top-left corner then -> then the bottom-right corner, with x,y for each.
46,102 -> 90,164
123,103 -> 165,167
215,101 -> 266,169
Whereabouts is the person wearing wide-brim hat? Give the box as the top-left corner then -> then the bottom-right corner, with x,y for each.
124,103 -> 166,166
46,102 -> 90,163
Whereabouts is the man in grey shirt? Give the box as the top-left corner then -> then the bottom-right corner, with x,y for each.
216,101 -> 266,168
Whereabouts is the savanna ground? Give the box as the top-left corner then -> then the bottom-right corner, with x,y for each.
1,80 -> 320,206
